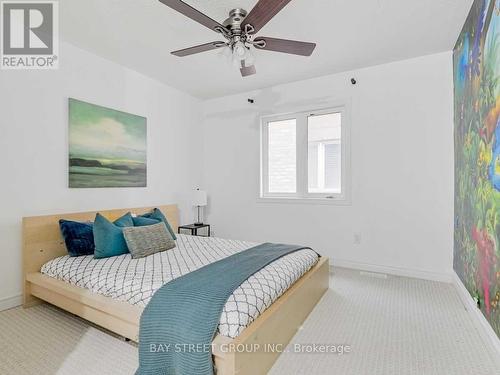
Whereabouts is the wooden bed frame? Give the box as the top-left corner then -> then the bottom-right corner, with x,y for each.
23,205 -> 329,375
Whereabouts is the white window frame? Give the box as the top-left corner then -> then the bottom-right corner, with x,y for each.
259,103 -> 351,205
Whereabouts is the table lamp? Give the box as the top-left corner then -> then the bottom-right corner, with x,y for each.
193,189 -> 207,226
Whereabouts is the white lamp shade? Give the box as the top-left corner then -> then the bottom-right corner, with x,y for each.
193,190 -> 207,206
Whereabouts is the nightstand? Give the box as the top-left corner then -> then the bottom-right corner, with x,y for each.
178,224 -> 211,237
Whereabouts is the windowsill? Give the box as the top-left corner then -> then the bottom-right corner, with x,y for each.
257,196 -> 352,206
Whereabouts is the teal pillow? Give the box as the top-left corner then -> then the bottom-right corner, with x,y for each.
132,216 -> 160,227
114,212 -> 134,227
141,208 -> 177,240
93,213 -> 134,259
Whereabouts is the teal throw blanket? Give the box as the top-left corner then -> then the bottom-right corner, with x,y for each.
136,243 -> 314,375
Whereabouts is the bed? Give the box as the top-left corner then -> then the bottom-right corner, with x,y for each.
22,205 -> 329,375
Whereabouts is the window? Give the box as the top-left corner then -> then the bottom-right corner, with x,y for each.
308,113 -> 341,194
268,119 -> 296,193
260,105 -> 350,202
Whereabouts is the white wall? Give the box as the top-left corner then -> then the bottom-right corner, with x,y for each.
201,52 -> 454,280
0,42 -> 202,307
0,48 -> 455,309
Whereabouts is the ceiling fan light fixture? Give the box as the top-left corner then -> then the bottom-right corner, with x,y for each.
217,45 -> 233,63
232,41 -> 248,60
161,0 -> 316,77
244,48 -> 256,66
231,40 -> 250,67
232,52 -> 244,67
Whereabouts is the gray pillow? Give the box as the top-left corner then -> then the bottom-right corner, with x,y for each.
123,222 -> 176,259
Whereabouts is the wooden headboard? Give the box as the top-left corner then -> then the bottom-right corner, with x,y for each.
22,204 -> 178,305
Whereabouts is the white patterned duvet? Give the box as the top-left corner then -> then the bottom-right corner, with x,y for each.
41,234 -> 319,338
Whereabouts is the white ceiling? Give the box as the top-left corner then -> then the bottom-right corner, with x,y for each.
60,0 -> 472,99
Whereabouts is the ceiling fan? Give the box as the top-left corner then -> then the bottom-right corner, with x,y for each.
159,0 -> 316,77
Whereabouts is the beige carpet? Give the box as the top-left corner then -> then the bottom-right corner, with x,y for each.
270,268 -> 500,375
1,268 -> 499,375
0,303 -> 137,375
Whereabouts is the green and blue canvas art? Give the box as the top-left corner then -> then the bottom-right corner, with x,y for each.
453,0 -> 499,337
68,98 -> 147,188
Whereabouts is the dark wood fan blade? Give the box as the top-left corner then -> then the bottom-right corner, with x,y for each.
242,0 -> 292,34
171,41 -> 226,57
254,37 -> 316,56
158,0 -> 225,32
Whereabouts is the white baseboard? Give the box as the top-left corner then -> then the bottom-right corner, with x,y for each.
332,258 -> 453,283
452,272 -> 500,355
0,294 -> 22,312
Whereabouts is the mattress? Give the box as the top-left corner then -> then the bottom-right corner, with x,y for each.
41,234 -> 319,338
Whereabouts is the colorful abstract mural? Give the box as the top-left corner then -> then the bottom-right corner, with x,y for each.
453,0 -> 500,337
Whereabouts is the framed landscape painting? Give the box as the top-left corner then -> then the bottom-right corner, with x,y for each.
68,98 -> 147,188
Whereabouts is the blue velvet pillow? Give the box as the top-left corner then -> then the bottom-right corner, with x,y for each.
141,208 -> 177,240
93,213 -> 134,259
59,219 -> 95,257
132,216 -> 160,227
